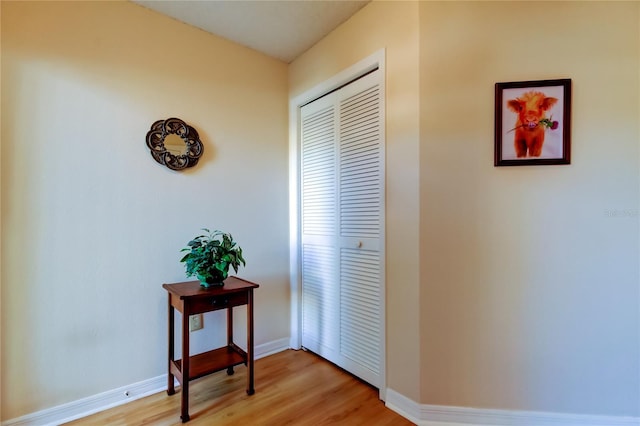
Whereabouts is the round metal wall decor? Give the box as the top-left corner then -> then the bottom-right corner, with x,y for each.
145,118 -> 204,171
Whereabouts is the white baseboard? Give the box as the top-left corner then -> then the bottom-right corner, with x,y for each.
2,338 -> 290,426
385,388 -> 423,424
8,349 -> 638,426
254,337 -> 290,359
385,388 -> 640,426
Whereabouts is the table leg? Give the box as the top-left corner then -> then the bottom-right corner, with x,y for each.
167,296 -> 175,396
181,312 -> 190,422
247,289 -> 255,395
226,306 -> 234,375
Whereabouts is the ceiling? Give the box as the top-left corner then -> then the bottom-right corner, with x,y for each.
132,0 -> 370,63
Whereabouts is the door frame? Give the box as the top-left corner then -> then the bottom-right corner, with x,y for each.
288,49 -> 386,399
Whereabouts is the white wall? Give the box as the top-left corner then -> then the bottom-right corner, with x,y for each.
419,1 -> 639,417
1,1 -> 289,420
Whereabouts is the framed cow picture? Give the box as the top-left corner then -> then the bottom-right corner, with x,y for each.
495,79 -> 571,166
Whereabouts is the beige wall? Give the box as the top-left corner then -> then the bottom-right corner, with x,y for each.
420,1 -> 639,417
1,1 -> 289,420
0,2 -> 3,419
2,0 -> 639,422
290,0 -> 422,401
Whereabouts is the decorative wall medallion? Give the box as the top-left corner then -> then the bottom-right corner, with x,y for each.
145,118 -> 204,171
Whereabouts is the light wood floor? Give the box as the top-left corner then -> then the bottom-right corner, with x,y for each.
66,349 -> 414,425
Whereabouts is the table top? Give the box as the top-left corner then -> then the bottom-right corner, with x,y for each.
163,276 -> 259,299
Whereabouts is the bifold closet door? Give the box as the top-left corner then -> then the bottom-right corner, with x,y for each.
300,69 -> 384,388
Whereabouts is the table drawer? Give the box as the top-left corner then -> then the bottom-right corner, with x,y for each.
188,291 -> 248,314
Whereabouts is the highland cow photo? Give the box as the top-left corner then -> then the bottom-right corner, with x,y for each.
495,79 -> 571,166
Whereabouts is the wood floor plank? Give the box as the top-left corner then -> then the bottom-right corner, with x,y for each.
65,349 -> 414,425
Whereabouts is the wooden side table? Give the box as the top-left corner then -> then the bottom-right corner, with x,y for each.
163,276 -> 259,423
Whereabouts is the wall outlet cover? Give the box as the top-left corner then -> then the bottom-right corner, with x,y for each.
189,314 -> 203,331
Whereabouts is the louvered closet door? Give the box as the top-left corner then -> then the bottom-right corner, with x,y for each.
300,93 -> 340,364
300,69 -> 384,389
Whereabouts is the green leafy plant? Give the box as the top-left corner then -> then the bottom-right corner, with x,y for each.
180,229 -> 246,287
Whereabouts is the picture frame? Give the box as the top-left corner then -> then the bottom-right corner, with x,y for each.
495,79 -> 571,166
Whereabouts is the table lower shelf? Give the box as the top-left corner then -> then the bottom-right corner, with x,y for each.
171,345 -> 247,382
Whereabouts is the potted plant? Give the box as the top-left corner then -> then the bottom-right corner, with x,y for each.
180,229 -> 246,288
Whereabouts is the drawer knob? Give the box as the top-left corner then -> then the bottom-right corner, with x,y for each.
212,297 -> 229,306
